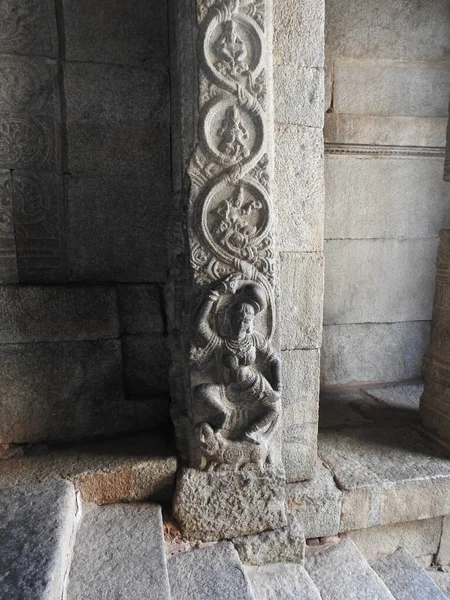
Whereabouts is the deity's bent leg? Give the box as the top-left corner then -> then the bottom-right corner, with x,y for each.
191,383 -> 227,430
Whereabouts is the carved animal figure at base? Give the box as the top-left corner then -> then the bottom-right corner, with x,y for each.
194,422 -> 271,471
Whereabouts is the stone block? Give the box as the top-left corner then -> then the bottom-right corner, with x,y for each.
274,66 -> 324,128
0,285 -> 119,343
333,62 -> 450,118
0,115 -> 59,171
325,156 -> 450,240
323,238 -> 439,324
173,468 -> 286,541
0,481 -> 77,600
305,539 -> 395,600
63,0 -> 168,65
67,504 -> 171,600
275,124 -> 324,253
274,0 -> 324,68
122,334 -> 170,396
67,120 -> 170,176
321,322 -> 431,385
319,388 -> 373,428
0,169 -> 18,283
65,62 -> 169,123
437,516 -> 450,566
233,510 -> 305,565
66,176 -> 169,282
119,284 -> 164,335
349,518 -> 443,562
169,543 -> 255,600
372,548 -> 448,600
246,563 -> 321,600
325,0 -> 450,61
324,114 -> 449,148
280,253 -> 324,350
287,462 -> 342,538
283,422 -> 318,484
428,570 -> 450,597
0,0 -> 57,57
363,382 -> 423,411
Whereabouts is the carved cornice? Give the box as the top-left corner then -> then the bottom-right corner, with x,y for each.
325,143 -> 445,158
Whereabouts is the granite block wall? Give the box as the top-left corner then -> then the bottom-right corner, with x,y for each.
322,0 -> 450,386
0,0 -> 172,444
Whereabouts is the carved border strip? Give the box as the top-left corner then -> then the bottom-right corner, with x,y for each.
325,143 -> 445,158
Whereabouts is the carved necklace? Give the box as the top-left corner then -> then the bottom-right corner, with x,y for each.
224,334 -> 253,359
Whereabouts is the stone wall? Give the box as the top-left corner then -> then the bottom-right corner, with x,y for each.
322,0 -> 450,385
0,0 -> 172,444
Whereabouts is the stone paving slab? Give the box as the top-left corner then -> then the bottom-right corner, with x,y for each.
0,481 -> 77,600
372,548 -> 448,600
67,503 -> 170,600
246,563 -> 321,600
362,383 -> 423,411
428,569 -> 450,598
305,539 -> 395,600
168,542 -> 255,600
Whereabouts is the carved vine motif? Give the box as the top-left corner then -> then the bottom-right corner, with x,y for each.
187,0 -> 278,472
0,57 -> 52,114
0,117 -> 52,168
0,0 -> 42,51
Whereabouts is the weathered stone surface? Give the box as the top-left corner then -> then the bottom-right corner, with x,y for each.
363,383 -> 423,411
233,510 -> 305,566
321,322 -> 431,385
173,469 -> 286,542
0,0 -> 58,57
280,253 -> 324,350
0,116 -> 59,172
65,62 -> 169,123
306,539 -> 395,599
0,481 -> 77,600
274,0 -> 324,68
319,387 -> 373,427
349,518 -> 443,562
123,334 -> 170,396
437,516 -> 450,566
326,0 -> 449,61
276,124 -> 324,253
318,427 -> 450,532
119,284 -> 164,335
0,286 -> 119,344
287,462 -> 342,538
324,238 -> 438,325
428,570 -> 450,597
325,157 -> 450,240
324,114 -> 449,148
67,176 -> 169,282
67,504 -> 171,600
275,66 -> 324,128
372,548 -> 448,600
63,0 -> 168,65
168,542 -> 255,600
333,62 -> 450,118
283,421 -> 318,484
282,349 -> 320,424
246,563 -> 321,600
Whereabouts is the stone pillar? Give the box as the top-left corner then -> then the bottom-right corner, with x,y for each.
168,0 -> 286,540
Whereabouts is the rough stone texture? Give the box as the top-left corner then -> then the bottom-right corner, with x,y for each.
324,238 -> 438,325
0,481 -> 77,600
276,124 -> 324,253
67,504 -> 171,600
349,518 -> 443,562
437,516 -> 450,566
173,469 -> 286,542
334,62 -> 450,118
63,0 -> 168,65
428,570 -> 450,597
321,322 -> 431,385
246,563 -> 321,600
305,539 -> 395,600
318,427 -> 450,532
275,67 -> 324,128
283,423 -> 319,485
363,383 -> 423,411
324,114 -> 449,148
287,462 -> 342,539
122,334 -> 170,397
118,284 -> 164,335
0,433 -> 176,504
319,387 -> 373,427
280,253 -> 324,350
233,510 -> 305,566
325,157 -> 450,241
372,548 -> 448,600
325,0 -> 450,61
0,286 -> 119,344
67,176 -> 169,282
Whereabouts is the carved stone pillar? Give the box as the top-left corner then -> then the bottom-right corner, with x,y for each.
168,0 -> 286,540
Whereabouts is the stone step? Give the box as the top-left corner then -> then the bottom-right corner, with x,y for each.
0,481 -> 78,600
168,542 -> 255,600
246,563 -> 322,600
305,538 -> 395,600
66,503 -> 171,600
371,548 -> 449,600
